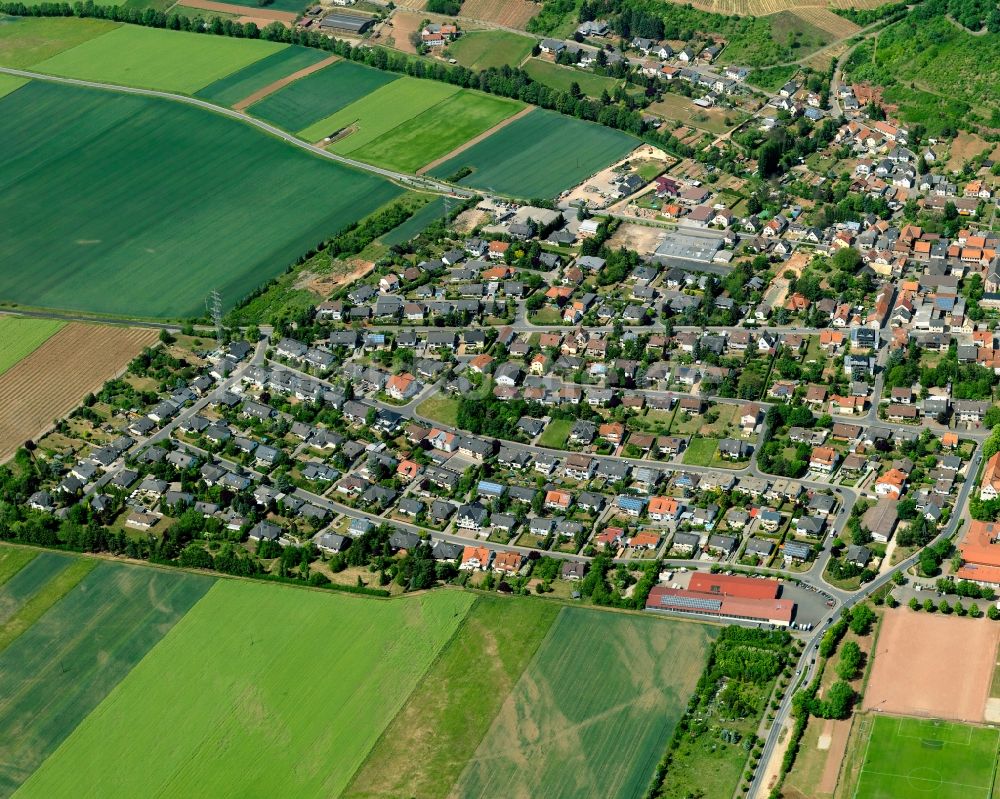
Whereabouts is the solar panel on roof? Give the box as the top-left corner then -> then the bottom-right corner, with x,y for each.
659,595 -> 722,612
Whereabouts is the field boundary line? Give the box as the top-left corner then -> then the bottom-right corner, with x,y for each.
232,54 -> 339,111
416,104 -> 533,175
851,715 -> 877,799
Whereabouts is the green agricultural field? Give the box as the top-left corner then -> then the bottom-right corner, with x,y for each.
34,25 -> 284,93
249,59 -> 398,133
0,317 -> 63,375
0,561 -> 212,797
453,608 -> 716,799
195,45 -> 329,107
306,77 -> 459,150
852,715 -> 1000,799
380,196 -> 448,245
17,582 -> 475,799
429,108 -> 637,198
352,91 -> 524,173
345,595 -> 561,799
0,16 -> 119,69
0,551 -> 73,628
523,58 -> 624,97
0,80 -> 401,318
0,73 -> 26,99
447,30 -> 535,69
0,547 -> 35,587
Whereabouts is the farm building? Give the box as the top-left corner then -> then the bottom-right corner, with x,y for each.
319,12 -> 376,33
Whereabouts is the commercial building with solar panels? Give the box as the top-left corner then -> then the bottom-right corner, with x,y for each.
645,573 -> 795,627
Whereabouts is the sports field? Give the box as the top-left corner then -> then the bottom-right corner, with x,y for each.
351,91 -> 524,173
33,25 -> 284,93
0,317 -> 63,375
249,59 -> 398,132
305,76 -> 460,147
429,108 -> 638,197
17,582 -> 475,799
0,80 -> 400,318
852,715 -> 1000,799
447,30 -> 535,69
0,561 -> 213,797
195,44 -> 329,107
0,17 -> 119,69
452,607 -> 716,799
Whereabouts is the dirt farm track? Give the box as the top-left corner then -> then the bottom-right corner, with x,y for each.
863,611 -> 1000,723
0,323 -> 158,462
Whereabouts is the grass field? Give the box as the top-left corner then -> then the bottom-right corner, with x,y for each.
523,58 -> 624,98
344,595 -> 561,799
538,417 -> 573,448
347,90 -> 524,173
415,394 -> 461,426
0,16 -> 119,69
0,80 -> 400,318
852,715 -> 1000,799
647,92 -> 743,135
0,551 -> 74,629
447,30 -> 535,69
682,436 -> 720,466
34,25 -> 284,93
249,59 -> 398,132
453,608 -> 715,799
16,582 -> 475,799
0,317 -> 63,375
429,108 -> 637,198
195,45 -> 328,106
381,195 -> 448,245
0,561 -> 213,797
306,77 -> 460,147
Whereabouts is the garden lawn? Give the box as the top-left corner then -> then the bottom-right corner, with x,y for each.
523,58 -> 624,97
34,25 -> 285,93
249,60 -> 397,133
0,317 -> 63,375
300,77 -> 458,147
0,16 -> 119,69
195,45 -> 329,107
0,80 -> 401,318
538,418 -> 573,449
16,582 -> 474,799
453,608 -> 716,799
0,562 -> 212,798
415,394 -> 461,427
447,30 -> 535,69
429,108 -> 637,198
344,595 -> 560,799
853,715 -> 999,799
352,90 -> 524,173
682,436 -> 720,466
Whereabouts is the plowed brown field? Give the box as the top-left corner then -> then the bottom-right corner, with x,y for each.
460,0 -> 538,29
0,323 -> 158,462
